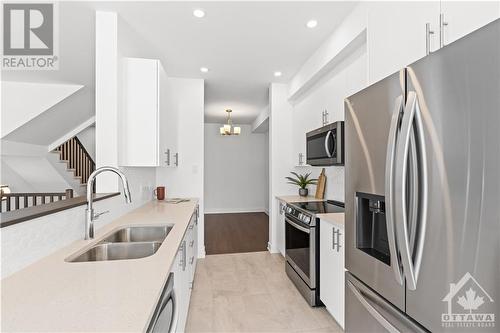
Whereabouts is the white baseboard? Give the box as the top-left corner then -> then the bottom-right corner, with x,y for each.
264,208 -> 269,216
204,207 -> 267,214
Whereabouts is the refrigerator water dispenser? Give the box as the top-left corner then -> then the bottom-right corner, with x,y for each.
356,192 -> 390,265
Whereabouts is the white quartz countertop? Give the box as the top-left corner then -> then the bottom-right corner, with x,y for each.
1,199 -> 198,332
317,212 -> 345,228
275,195 -> 326,203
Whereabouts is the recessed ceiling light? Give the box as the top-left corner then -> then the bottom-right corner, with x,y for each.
200,67 -> 209,73
306,20 -> 318,29
274,71 -> 282,77
193,9 -> 205,18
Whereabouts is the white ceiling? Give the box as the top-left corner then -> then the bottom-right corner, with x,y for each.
92,1 -> 357,124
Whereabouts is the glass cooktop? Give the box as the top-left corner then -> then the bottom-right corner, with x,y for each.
290,200 -> 345,215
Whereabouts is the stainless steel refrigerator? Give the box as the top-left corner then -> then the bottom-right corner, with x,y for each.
344,19 -> 499,332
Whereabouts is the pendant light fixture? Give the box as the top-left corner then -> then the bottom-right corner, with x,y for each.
220,109 -> 241,136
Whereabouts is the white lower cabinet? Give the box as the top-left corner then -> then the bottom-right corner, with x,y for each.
319,219 -> 345,329
171,208 -> 198,332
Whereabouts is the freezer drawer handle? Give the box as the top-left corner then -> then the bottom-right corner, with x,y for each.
384,95 -> 404,285
347,280 -> 400,333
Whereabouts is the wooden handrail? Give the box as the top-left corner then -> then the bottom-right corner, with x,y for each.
0,189 -> 73,213
54,136 -> 95,185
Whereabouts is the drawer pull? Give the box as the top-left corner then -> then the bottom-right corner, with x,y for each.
189,256 -> 195,265
190,240 -> 194,248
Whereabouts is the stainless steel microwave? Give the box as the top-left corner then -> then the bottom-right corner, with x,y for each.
306,121 -> 344,166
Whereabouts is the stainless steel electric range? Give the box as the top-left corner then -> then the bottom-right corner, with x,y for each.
284,200 -> 344,306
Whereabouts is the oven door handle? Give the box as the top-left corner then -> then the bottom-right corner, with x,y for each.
286,217 -> 310,234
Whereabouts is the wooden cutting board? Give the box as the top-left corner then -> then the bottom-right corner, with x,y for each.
315,168 -> 326,199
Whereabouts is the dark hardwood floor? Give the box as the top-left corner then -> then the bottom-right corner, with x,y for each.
204,212 -> 269,255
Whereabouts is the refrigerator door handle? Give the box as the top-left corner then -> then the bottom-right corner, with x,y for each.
410,93 -> 428,284
394,91 -> 428,291
347,280 -> 401,333
384,95 -> 404,285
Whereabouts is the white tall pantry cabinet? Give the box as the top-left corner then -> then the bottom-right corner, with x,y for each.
120,58 -> 178,167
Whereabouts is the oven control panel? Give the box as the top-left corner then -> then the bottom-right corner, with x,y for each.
285,204 -> 312,224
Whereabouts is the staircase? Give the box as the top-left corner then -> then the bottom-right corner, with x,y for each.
51,136 -> 95,194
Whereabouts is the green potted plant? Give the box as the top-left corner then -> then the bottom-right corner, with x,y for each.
286,172 -> 318,197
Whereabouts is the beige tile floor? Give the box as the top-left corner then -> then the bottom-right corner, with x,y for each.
185,251 -> 343,333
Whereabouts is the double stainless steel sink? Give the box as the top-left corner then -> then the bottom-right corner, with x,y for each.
66,226 -> 173,263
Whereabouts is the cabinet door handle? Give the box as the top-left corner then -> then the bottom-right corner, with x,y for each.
439,13 -> 448,48
332,227 -> 342,252
165,149 -> 171,166
183,246 -> 187,271
336,230 -> 342,252
174,153 -> 179,166
332,227 -> 337,250
425,23 -> 435,55
189,256 -> 195,265
179,241 -> 187,271
190,240 -> 194,248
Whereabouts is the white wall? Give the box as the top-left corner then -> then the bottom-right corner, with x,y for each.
1,82 -> 83,138
156,78 -> 205,257
1,167 -> 155,278
95,11 -> 119,192
268,83 -> 296,253
204,124 -> 268,214
1,2 -> 96,146
0,140 -> 74,193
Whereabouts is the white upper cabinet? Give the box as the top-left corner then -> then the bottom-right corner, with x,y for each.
368,1 -> 440,84
120,58 -> 178,167
120,58 -> 161,167
159,73 -> 179,167
368,1 -> 499,84
440,1 -> 500,46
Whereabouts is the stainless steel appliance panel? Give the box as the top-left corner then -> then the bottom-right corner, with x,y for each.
345,273 -> 427,333
306,121 -> 344,166
147,273 -> 178,333
404,20 -> 500,332
345,71 -> 406,310
285,215 -> 316,289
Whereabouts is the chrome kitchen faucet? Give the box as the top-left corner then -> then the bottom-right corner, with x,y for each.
85,167 -> 132,240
